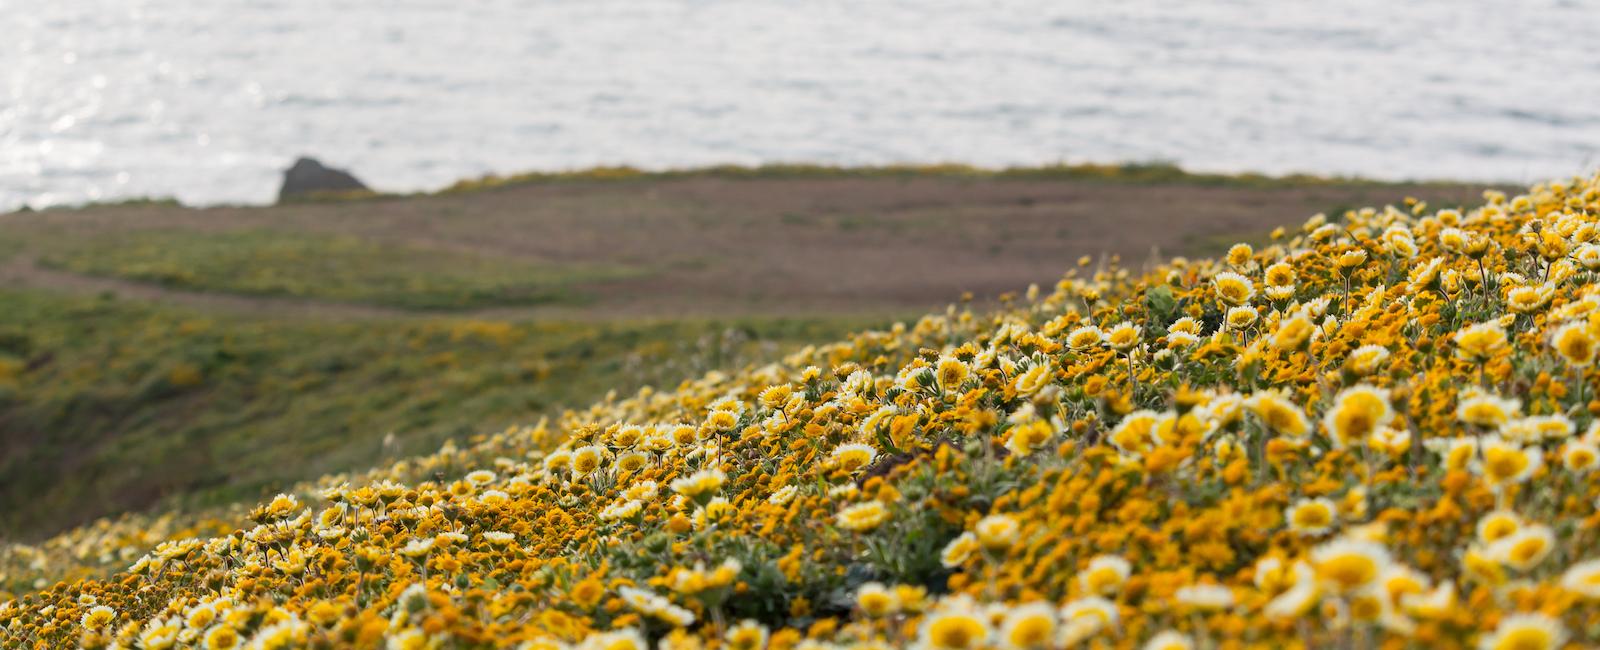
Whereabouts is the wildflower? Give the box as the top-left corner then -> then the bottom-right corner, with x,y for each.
1059,597 -> 1118,631
974,514 -> 1019,551
1505,283 -> 1555,313
1320,385 -> 1392,448
1104,322 -> 1142,352
1225,306 -> 1258,331
1012,363 -> 1053,397
855,583 -> 897,618
1457,393 -> 1521,429
1066,326 -> 1103,351
1173,584 -> 1234,610
1476,511 -> 1521,544
1226,243 -> 1254,268
1455,322 -> 1509,362
1563,442 -> 1599,473
1271,315 -> 1315,350
1213,272 -> 1255,306
837,501 -> 890,532
571,444 -> 606,476
1345,344 -> 1389,375
936,358 -> 970,391
725,620 -> 768,650
1285,498 -> 1338,536
1550,321 -> 1597,366
941,532 -> 979,568
1475,437 -> 1543,488
1311,538 -> 1391,594
1079,555 -> 1131,596
1143,631 -> 1194,650
916,597 -> 990,650
82,605 -> 115,630
996,602 -> 1056,650
1491,524 -> 1554,571
1336,249 -> 1368,273
831,443 -> 878,472
670,467 -> 726,504
1248,391 -> 1311,438
1560,559 -> 1600,599
1477,613 -> 1566,650
768,485 -> 798,505
1264,262 -> 1296,288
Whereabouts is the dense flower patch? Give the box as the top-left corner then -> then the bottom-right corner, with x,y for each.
5,173 -> 1600,648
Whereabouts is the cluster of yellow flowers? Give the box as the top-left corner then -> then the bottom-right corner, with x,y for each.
6,173 -> 1600,649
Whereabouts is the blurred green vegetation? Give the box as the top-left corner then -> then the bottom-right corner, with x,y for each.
0,288 -> 881,539
37,229 -> 639,310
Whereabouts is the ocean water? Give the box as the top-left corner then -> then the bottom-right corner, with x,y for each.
3,0 -> 1599,211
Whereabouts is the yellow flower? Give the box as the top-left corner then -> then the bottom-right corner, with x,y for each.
1143,631 -> 1193,650
1560,558 -> 1600,600
1311,538 -> 1391,594
1079,555 -> 1131,596
1491,524 -> 1554,572
1456,393 -> 1520,429
1226,243 -> 1254,269
1225,306 -> 1258,331
974,514 -> 1019,551
831,443 -> 878,472
1478,613 -> 1566,650
941,532 -> 979,568
1248,391 -> 1310,438
1285,498 -> 1337,536
1173,584 -> 1233,610
855,583 -> 898,618
82,605 -> 116,631
203,625 -> 240,650
1104,322 -> 1142,352
837,501 -> 890,532
1212,272 -> 1255,306
1066,326 -> 1104,351
1550,321 -> 1597,366
1322,385 -> 1394,448
1013,363 -> 1053,396
1454,322 -> 1510,362
670,467 -> 727,504
725,620 -> 768,650
1345,344 -> 1390,375
1476,511 -> 1521,545
1271,315 -> 1315,350
917,598 -> 990,650
1264,262 -> 1296,288
1475,437 -> 1543,487
1562,442 -> 1599,473
997,602 -> 1057,650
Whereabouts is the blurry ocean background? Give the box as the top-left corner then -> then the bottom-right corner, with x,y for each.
3,0 -> 1599,211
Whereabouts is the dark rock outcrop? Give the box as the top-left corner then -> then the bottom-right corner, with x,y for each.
278,157 -> 369,202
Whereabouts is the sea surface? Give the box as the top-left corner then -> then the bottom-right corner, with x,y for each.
4,0 -> 1600,210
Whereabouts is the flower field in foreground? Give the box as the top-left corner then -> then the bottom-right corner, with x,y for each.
7,174 -> 1600,649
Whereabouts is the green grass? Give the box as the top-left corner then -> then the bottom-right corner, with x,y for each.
37,229 -> 640,310
0,288 -> 884,539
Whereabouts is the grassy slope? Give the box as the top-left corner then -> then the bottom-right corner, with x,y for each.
0,289 -> 882,538
0,164 -> 1494,540
36,229 -> 640,310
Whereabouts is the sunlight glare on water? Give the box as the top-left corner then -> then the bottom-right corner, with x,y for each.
2,0 -> 1599,209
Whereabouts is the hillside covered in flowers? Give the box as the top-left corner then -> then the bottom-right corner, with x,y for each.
6,172 -> 1600,649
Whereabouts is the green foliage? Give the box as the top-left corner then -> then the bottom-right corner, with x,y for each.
0,288 -> 879,539
38,229 -> 640,310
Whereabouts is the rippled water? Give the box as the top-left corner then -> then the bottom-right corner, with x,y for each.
4,0 -> 1599,210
